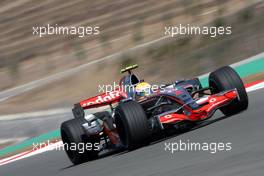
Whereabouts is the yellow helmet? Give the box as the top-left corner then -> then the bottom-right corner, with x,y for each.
135,82 -> 152,100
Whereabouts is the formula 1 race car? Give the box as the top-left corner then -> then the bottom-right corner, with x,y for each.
60,65 -> 248,164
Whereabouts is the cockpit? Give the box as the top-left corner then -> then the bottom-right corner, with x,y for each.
119,73 -> 140,98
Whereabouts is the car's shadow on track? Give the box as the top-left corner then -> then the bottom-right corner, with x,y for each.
60,148 -> 124,170
61,113 -> 233,170
112,114 -> 231,157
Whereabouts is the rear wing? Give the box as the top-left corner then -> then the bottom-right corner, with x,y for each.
80,91 -> 127,109
72,90 -> 127,119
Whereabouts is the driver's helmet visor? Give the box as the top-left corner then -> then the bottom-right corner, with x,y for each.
136,90 -> 148,97
135,82 -> 152,98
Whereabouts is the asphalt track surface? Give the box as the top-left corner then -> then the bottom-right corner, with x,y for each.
0,112 -> 71,140
1,89 -> 264,176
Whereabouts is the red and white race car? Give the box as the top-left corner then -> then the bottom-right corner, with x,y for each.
61,65 -> 248,164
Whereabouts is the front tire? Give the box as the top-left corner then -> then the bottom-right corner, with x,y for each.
209,66 -> 248,116
115,100 -> 151,149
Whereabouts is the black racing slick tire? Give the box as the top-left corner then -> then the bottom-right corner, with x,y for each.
115,100 -> 151,150
209,66 -> 248,116
60,118 -> 99,165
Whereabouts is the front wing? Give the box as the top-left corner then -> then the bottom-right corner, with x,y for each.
159,89 -> 238,124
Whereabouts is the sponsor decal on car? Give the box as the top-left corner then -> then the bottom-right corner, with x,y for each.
80,91 -> 126,107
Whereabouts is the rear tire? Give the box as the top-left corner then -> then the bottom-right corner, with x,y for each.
60,118 -> 99,165
115,100 -> 151,149
209,66 -> 248,116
